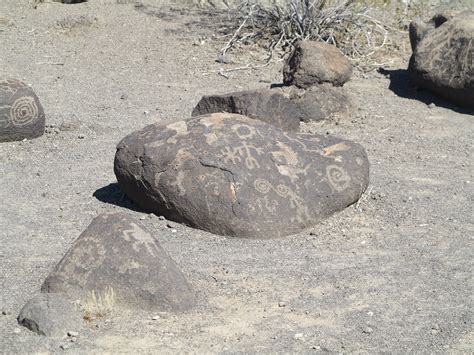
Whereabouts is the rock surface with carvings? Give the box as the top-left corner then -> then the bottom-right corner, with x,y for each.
192,85 -> 349,128
41,213 -> 195,312
283,41 -> 353,89
0,79 -> 45,142
408,11 -> 474,109
114,113 -> 369,238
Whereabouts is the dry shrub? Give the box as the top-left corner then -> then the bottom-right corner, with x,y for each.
82,287 -> 116,321
219,0 -> 401,66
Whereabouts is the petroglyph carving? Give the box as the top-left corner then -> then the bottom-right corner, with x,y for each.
122,222 -> 159,257
9,96 -> 38,126
327,165 -> 351,192
231,123 -> 257,140
220,142 -> 263,169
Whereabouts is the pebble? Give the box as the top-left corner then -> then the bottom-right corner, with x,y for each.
151,315 -> 160,320
13,328 -> 21,334
171,229 -> 177,233
363,326 -> 373,334
367,311 -> 374,317
428,103 -> 436,109
77,134 -> 85,139
158,216 -> 165,221
2,310 -> 10,315
139,216 -> 146,220
311,345 -> 321,350
60,344 -> 70,350
278,302 -> 286,307
67,331 -> 79,337
294,333 -> 304,340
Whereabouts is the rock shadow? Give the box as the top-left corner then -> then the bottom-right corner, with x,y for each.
93,183 -> 147,213
379,68 -> 473,115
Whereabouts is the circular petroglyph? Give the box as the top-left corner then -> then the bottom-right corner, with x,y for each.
326,165 -> 351,192
232,124 -> 256,140
254,178 -> 271,194
9,96 -> 38,126
275,184 -> 289,197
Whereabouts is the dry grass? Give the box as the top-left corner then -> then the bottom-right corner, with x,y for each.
82,287 -> 116,321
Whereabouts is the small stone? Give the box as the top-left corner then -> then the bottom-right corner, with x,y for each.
13,328 -> 21,334
363,327 -> 373,334
151,315 -> 160,320
60,344 -> 70,350
294,333 -> 304,340
278,302 -> 286,307
2,310 -> 9,315
139,216 -> 146,220
77,134 -> 85,139
428,103 -> 436,109
171,229 -> 177,233
120,94 -> 128,100
367,311 -> 374,317
158,216 -> 165,221
311,345 -> 321,350
67,331 -> 79,337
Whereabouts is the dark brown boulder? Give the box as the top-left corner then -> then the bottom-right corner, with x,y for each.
114,113 -> 369,238
192,88 -> 300,131
0,79 -> 45,142
408,11 -> 474,109
283,41 -> 352,89
42,213 -> 195,312
192,85 -> 349,128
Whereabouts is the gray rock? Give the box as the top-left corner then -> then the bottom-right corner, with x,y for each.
114,113 -> 369,238
17,293 -> 82,338
408,11 -> 474,109
41,213 -> 195,312
283,41 -> 352,89
0,79 -> 45,142
192,85 -> 349,129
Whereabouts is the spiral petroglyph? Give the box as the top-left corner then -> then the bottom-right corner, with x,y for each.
0,78 -> 45,142
254,178 -> 271,194
327,165 -> 351,192
9,96 -> 38,126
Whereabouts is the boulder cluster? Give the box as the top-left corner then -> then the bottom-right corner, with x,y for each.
6,13 -> 470,336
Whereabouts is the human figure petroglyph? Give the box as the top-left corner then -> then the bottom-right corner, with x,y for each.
220,142 -> 263,169
122,222 -> 160,257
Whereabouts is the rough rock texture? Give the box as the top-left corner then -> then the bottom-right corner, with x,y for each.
192,85 -> 349,128
0,79 -> 45,142
41,213 -> 195,312
408,11 -> 457,51
17,293 -> 82,338
114,113 -> 369,238
192,88 -> 300,131
283,41 -> 352,89
408,11 -> 474,108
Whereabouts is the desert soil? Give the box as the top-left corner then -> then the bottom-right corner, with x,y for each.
0,0 -> 473,353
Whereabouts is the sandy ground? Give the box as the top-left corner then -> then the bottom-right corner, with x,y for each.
0,0 -> 473,353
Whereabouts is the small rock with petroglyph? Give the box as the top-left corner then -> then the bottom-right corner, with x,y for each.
408,11 -> 474,109
41,213 -> 195,312
0,79 -> 45,142
114,113 -> 369,238
17,293 -> 82,338
283,41 -> 353,89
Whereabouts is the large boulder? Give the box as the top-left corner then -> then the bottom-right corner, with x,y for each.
114,113 -> 369,238
17,293 -> 82,338
283,41 -> 352,89
0,79 -> 45,142
192,85 -> 349,129
408,11 -> 474,109
42,213 -> 195,312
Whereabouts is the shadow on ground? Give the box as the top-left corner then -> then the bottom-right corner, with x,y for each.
379,68 -> 473,115
93,183 -> 147,212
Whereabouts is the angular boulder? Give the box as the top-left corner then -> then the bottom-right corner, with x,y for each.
192,88 -> 300,132
408,11 -> 474,108
114,113 -> 369,238
17,293 -> 82,338
0,79 -> 45,142
42,213 -> 195,312
192,85 -> 349,128
283,41 -> 352,89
